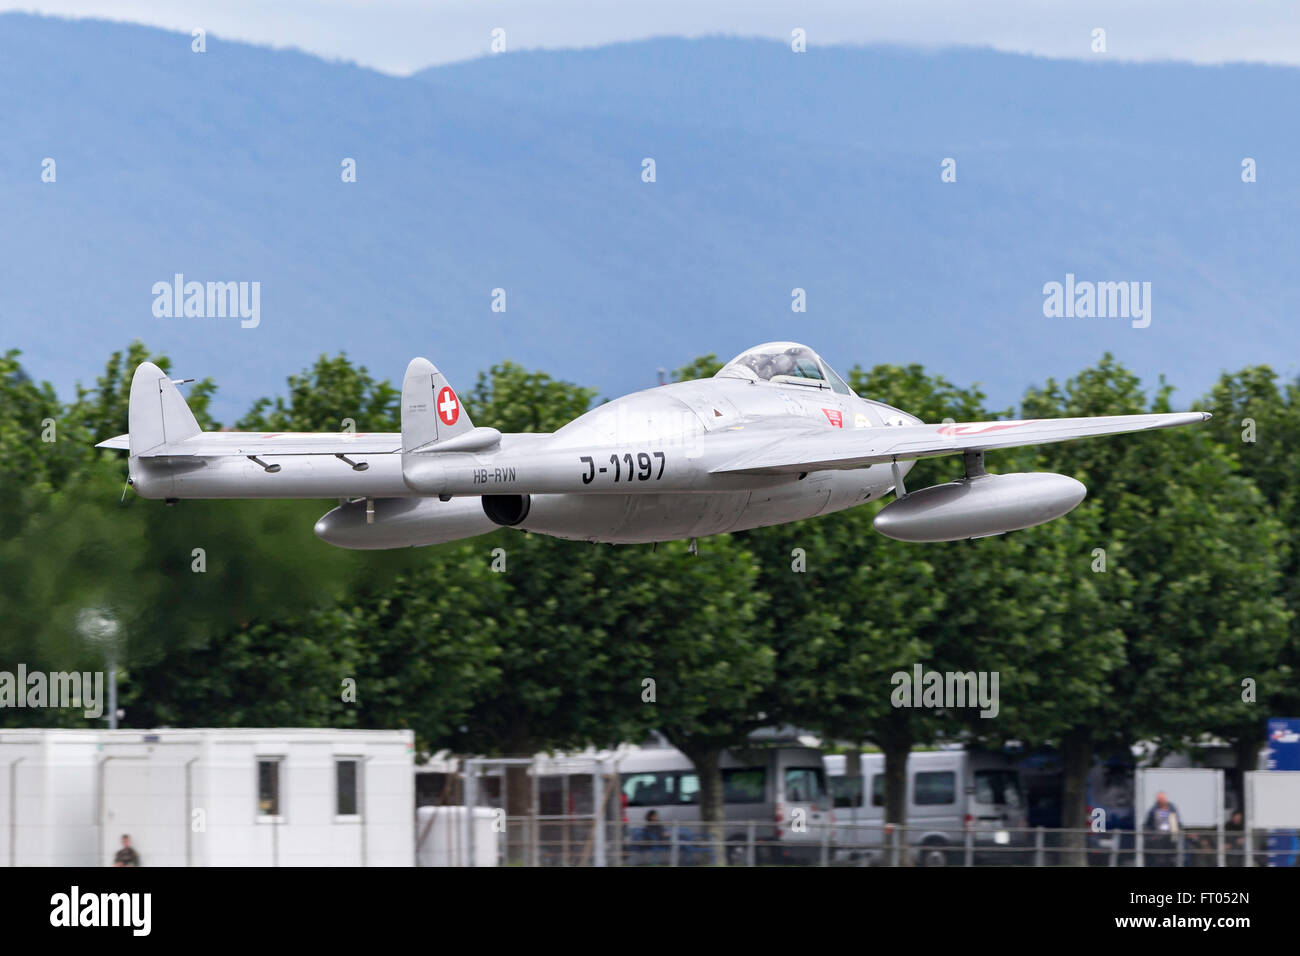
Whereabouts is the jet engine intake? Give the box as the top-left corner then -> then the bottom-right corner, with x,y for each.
482,494 -> 531,526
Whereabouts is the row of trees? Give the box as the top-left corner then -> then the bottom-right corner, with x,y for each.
0,342 -> 1294,840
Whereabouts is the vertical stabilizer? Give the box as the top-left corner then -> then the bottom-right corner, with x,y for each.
401,357 -> 473,453
128,362 -> 200,456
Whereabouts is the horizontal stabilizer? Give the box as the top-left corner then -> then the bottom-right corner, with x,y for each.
125,432 -> 401,457
98,361 -> 402,458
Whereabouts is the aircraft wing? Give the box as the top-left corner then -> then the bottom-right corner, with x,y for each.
96,432 -> 401,457
711,412 -> 1211,475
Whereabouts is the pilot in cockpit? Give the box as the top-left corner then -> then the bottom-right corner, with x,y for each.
764,350 -> 796,379
720,343 -> 855,395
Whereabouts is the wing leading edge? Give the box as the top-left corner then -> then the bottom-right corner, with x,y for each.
711,412 -> 1211,476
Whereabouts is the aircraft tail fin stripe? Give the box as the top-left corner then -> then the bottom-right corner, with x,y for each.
128,362 -> 201,457
401,357 -> 473,453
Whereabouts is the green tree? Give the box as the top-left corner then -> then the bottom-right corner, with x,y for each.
1199,367 -> 1300,794
0,349 -> 93,492
672,354 -> 724,382
744,362 -> 996,839
68,340 -> 218,443
121,614 -> 361,728
1023,356 -> 1289,848
462,362 -> 596,433
236,354 -> 399,432
614,536 -> 773,848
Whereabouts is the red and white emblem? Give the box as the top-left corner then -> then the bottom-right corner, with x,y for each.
936,420 -> 1036,436
437,386 -> 460,426
822,408 -> 844,428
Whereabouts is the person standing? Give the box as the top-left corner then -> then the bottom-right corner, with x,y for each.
1225,809 -> 1246,866
112,833 -> 141,867
1143,792 -> 1180,866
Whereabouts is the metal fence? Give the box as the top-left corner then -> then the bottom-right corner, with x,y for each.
482,817 -> 1281,867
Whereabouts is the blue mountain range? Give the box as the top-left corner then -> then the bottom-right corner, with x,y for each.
2,13 -> 1297,422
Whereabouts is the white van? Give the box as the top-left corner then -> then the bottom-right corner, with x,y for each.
619,744 -> 833,864
825,749 -> 1027,865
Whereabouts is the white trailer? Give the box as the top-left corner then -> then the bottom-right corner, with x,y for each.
0,728 -> 415,866
0,729 -> 101,866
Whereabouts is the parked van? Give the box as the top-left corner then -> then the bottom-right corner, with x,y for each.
824,748 -> 1027,865
619,744 -> 832,864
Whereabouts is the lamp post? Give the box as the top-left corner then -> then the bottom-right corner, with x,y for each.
77,608 -> 121,729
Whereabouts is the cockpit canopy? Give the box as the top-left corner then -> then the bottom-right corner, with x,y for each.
716,342 -> 855,396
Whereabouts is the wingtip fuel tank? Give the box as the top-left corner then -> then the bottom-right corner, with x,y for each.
873,472 -> 1087,543
314,496 -> 497,549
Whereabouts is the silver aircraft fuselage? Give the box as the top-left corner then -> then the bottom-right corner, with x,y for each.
109,341 -> 1209,548
131,375 -> 920,545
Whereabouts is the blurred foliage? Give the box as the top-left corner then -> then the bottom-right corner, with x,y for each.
0,343 -> 1293,833
463,361 -> 597,433
672,354 -> 724,382
236,353 -> 399,432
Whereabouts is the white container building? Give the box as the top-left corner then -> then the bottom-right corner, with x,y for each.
0,728 -> 414,866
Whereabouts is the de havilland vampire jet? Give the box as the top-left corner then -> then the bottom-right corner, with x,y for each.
97,343 -> 1210,548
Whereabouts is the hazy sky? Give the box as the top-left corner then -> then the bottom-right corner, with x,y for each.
5,0 -> 1300,74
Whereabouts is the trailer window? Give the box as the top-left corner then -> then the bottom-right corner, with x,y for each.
914,771 -> 956,805
336,758 -> 360,816
257,758 -> 283,816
